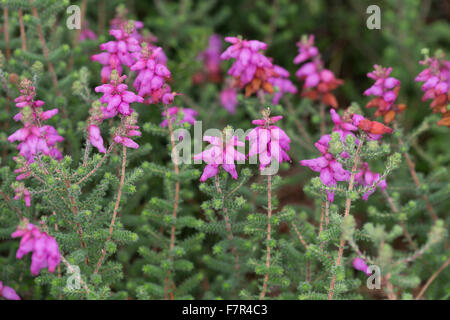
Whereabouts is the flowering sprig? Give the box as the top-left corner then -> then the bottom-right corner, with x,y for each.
91,20 -> 141,82
194,127 -> 246,182
247,110 -> 291,171
8,79 -> 64,164
415,50 -> 450,127
294,34 -> 343,108
221,36 -> 276,97
130,43 -> 173,104
364,65 -> 406,124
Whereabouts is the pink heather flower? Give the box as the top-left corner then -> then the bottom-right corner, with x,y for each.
300,148 -> 350,203
11,222 -> 61,276
221,36 -> 270,84
247,115 -> 291,171
220,36 -> 276,97
0,281 -> 20,300
91,21 -> 141,82
161,107 -> 197,127
268,65 -> 297,104
95,72 -> 144,119
415,55 -> 450,126
196,34 -> 222,83
194,133 -> 246,182
88,124 -> 106,153
113,114 -> 142,149
220,87 -> 238,114
293,35 -> 319,64
353,257 -> 371,276
130,44 -> 172,104
364,65 -> 403,123
354,162 -> 387,200
294,35 -> 342,108
13,183 -> 31,207
8,79 -> 63,164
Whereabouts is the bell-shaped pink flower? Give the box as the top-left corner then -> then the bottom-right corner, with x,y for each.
194,134 -> 246,182
247,115 -> 291,171
0,281 -> 21,300
353,257 -> 371,276
11,222 -> 61,276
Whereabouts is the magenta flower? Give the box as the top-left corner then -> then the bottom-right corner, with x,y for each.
8,79 -> 63,164
354,162 -> 387,200
161,107 -> 197,127
91,21 -> 141,82
95,72 -> 144,119
220,87 -> 238,114
130,44 -> 172,104
194,134 -> 246,182
247,115 -> 291,171
88,124 -> 106,153
415,55 -> 450,127
268,65 -> 297,104
113,114 -> 142,149
0,281 -> 20,300
353,257 -> 371,276
221,36 -> 276,97
300,151 -> 350,203
293,35 -> 319,65
79,21 -> 97,42
364,65 -> 404,123
11,222 -> 61,276
294,35 -> 342,108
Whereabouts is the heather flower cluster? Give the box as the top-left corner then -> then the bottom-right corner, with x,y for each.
8,79 -> 63,164
195,111 -> 291,181
130,44 -> 173,105
301,109 -> 391,202
294,34 -> 343,108
221,37 -> 276,97
415,53 -> 450,127
247,113 -> 291,171
11,222 -> 60,276
194,130 -> 246,182
364,65 -> 405,124
91,21 -> 141,82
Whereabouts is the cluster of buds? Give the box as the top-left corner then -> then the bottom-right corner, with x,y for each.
415,50 -> 450,127
294,35 -> 343,108
8,78 -> 63,208
364,65 -> 405,124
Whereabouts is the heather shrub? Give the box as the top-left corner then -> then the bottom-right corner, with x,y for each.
0,0 -> 448,301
